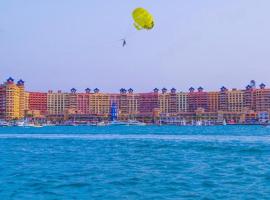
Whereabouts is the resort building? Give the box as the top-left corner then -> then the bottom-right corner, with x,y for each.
76,89 -> 91,114
88,89 -> 110,115
29,92 -> 48,115
168,88 -> 178,113
254,83 -> 270,112
227,89 -> 244,112
243,85 -> 256,111
0,84 -> 6,119
138,89 -> 159,115
187,87 -> 208,112
24,92 -> 29,112
1,77 -> 270,124
47,90 -> 70,115
126,89 -> 139,116
208,91 -> 219,112
116,88 -> 140,119
176,92 -> 187,113
159,88 -> 170,114
218,86 -> 229,111
0,78 -> 23,120
17,80 -> 26,119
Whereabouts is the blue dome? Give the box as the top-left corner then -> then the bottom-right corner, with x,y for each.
17,79 -> 25,86
6,77 -> 14,83
71,88 -> 77,93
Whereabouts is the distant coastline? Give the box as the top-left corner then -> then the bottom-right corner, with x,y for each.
0,78 -> 269,126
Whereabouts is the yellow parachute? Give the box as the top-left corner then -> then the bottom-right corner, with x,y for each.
132,8 -> 154,30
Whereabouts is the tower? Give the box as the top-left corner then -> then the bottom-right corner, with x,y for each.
110,102 -> 118,121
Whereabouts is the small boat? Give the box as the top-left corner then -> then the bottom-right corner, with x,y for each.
0,120 -> 10,127
108,120 -> 146,126
127,120 -> 146,126
196,120 -> 202,126
108,121 -> 128,126
16,121 -> 26,127
97,121 -> 107,126
26,123 -> 43,128
42,123 -> 55,127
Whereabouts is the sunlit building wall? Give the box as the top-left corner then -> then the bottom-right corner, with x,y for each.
5,78 -> 20,120
208,91 -> 219,112
29,92 -> 48,115
187,87 -> 208,112
89,90 -> 110,115
176,92 -> 187,112
47,90 -> 70,115
159,88 -> 170,114
138,90 -> 159,114
254,83 -> 270,112
227,89 -> 244,112
17,80 -> 26,119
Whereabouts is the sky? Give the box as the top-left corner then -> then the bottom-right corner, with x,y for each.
0,0 -> 270,92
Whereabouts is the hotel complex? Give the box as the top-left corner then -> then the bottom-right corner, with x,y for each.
0,78 -> 270,125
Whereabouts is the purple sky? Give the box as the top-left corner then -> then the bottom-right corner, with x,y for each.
1,0 -> 270,92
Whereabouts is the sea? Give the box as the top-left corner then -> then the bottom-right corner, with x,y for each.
0,125 -> 270,200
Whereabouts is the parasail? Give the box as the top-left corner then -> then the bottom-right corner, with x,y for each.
132,8 -> 154,30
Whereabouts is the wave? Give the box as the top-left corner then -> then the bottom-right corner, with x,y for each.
0,134 -> 270,143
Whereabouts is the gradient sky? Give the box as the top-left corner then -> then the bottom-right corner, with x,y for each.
1,0 -> 270,92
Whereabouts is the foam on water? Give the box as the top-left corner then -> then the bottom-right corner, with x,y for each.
0,134 -> 270,143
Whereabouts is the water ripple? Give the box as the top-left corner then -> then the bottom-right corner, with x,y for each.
0,134 -> 270,143
1,126 -> 270,199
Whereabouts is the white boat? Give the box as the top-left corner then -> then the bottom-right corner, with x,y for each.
108,121 -> 128,126
0,120 -> 10,127
42,123 -> 55,127
16,121 -> 26,127
127,120 -> 146,126
181,119 -> 187,126
108,120 -> 146,126
97,121 -> 107,126
24,123 -> 42,128
196,120 -> 202,126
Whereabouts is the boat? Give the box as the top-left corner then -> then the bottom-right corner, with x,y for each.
127,120 -> 146,126
0,120 -> 10,127
14,120 -> 43,128
196,120 -> 202,126
42,123 -> 55,127
97,121 -> 107,126
25,123 -> 43,128
108,120 -> 146,126
108,120 -> 128,126
15,121 -> 26,127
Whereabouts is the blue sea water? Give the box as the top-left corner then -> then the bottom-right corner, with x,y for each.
0,126 -> 270,199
